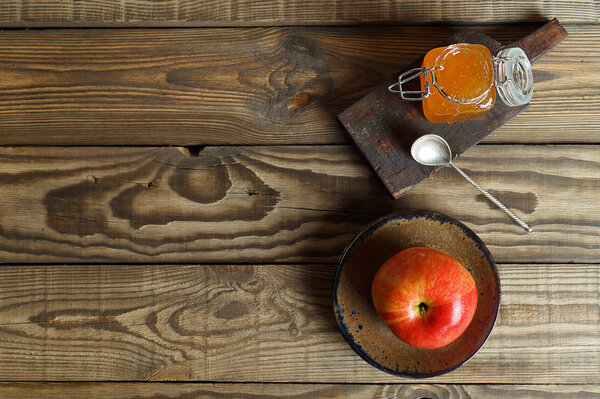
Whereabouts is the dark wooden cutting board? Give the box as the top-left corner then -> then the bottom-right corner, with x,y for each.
338,19 -> 567,199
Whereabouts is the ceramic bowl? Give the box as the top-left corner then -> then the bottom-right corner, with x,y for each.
332,210 -> 500,378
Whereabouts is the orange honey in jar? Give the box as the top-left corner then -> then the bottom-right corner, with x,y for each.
389,43 -> 533,124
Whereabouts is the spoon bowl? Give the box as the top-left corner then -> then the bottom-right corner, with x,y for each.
411,134 -> 453,166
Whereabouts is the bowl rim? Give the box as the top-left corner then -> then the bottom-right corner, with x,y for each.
331,210 -> 501,378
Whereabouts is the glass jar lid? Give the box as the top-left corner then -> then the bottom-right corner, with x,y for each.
494,47 -> 533,106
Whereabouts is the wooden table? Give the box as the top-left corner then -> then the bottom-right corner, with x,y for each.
0,2 -> 599,398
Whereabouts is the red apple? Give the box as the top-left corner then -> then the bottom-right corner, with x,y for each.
371,247 -> 478,349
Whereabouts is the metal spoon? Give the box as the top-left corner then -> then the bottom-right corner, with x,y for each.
411,134 -> 532,233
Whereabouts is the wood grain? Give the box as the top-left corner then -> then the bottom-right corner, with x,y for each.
0,263 -> 598,383
0,24 -> 595,145
1,383 -> 600,398
1,1 -> 599,27
0,145 -> 598,264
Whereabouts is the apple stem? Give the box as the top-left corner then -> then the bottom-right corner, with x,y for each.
419,302 -> 428,315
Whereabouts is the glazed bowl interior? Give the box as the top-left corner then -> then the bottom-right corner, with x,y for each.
332,211 -> 500,378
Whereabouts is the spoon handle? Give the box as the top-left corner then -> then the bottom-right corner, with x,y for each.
449,163 -> 533,233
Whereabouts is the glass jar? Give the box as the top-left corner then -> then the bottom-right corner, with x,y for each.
389,43 -> 533,124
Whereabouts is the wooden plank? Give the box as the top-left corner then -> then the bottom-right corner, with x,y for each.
1,1 -> 600,27
1,383 -> 600,398
339,20 -> 566,199
0,24 -> 596,145
0,145 -> 598,264
0,263 -> 597,383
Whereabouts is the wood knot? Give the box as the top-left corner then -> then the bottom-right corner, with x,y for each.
288,92 -> 311,110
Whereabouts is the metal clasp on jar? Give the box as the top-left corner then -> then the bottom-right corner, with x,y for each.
389,66 -> 485,105
492,55 -> 510,88
388,67 -> 435,101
